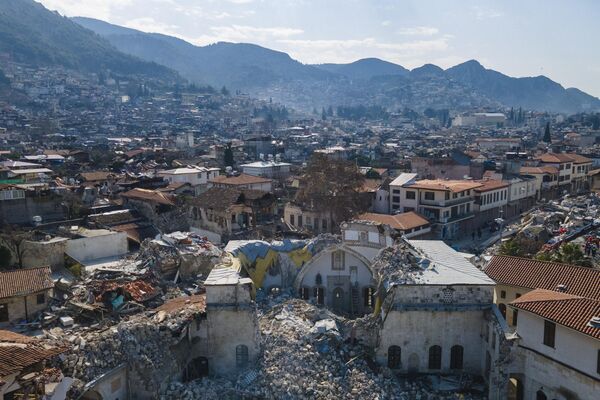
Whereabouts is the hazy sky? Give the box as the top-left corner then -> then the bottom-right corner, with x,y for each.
38,0 -> 600,97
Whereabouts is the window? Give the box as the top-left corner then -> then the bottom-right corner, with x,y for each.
359,231 -> 368,243
322,219 -> 327,230
405,191 -> 416,199
315,273 -> 322,286
597,349 -> 600,374
499,304 -> 507,319
332,251 -> 345,270
392,189 -> 400,195
0,304 -> 8,322
492,332 -> 496,350
543,320 -> 556,348
297,215 -> 303,227
236,345 -> 249,369
363,287 -> 375,307
424,192 -> 435,201
515,293 -> 521,298
388,346 -> 401,369
450,345 -> 464,369
314,287 -> 324,305
36,293 -> 45,305
290,214 -> 295,225
392,196 -> 400,203
536,390 -> 547,400
299,287 -> 310,300
428,345 -> 442,370
512,309 -> 518,326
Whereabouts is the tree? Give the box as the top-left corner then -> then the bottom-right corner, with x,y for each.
295,154 -> 368,228
498,239 -> 523,256
554,243 -> 591,267
0,246 -> 11,269
0,227 -> 33,269
543,122 -> 552,143
224,143 -> 234,167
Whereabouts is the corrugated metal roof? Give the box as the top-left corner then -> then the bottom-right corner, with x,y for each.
407,240 -> 495,285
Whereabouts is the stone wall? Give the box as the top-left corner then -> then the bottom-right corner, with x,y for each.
0,290 -> 49,325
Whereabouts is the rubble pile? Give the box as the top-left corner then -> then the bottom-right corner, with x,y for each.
138,232 -> 222,279
45,295 -> 206,397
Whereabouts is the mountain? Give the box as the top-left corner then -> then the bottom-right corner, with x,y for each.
74,17 -> 600,113
74,17 -> 331,89
446,60 -> 600,113
0,0 -> 177,80
314,58 -> 409,80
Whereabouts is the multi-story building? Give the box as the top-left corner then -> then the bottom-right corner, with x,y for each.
390,177 -> 482,239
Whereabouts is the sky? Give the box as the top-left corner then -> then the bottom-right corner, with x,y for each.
38,0 -> 600,97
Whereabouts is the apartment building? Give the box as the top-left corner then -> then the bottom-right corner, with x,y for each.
390,177 -> 482,239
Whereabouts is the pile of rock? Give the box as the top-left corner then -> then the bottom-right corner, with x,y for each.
45,297 -> 203,396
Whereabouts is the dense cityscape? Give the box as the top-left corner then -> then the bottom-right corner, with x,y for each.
0,1 -> 599,399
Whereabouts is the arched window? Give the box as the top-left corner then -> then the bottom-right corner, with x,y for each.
450,345 -> 464,369
428,345 -> 442,370
236,344 -> 249,369
536,390 -> 547,400
299,287 -> 310,300
315,273 -> 322,286
499,303 -> 507,319
388,346 -> 401,369
363,287 -> 375,308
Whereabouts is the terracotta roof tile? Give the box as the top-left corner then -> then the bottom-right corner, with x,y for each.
474,179 -> 509,192
0,330 -> 65,376
511,289 -> 600,340
358,212 -> 430,231
121,188 -> 175,206
407,179 -> 482,193
0,267 -> 53,300
210,173 -> 272,186
485,256 -> 600,300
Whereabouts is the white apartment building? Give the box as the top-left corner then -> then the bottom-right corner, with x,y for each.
240,160 -> 292,179
158,166 -> 220,186
390,177 -> 482,239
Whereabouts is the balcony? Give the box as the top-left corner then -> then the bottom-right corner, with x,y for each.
419,197 -> 473,208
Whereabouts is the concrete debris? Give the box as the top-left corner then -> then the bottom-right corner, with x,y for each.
158,297 -> 484,400
43,294 -> 206,398
138,231 -> 222,279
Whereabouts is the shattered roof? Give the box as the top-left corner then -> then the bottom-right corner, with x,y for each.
0,330 -> 65,377
0,267 -> 54,299
155,294 -> 206,314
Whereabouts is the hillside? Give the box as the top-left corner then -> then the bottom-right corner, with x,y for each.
0,0 -> 177,80
74,17 -> 600,113
74,17 -> 331,89
314,58 -> 409,80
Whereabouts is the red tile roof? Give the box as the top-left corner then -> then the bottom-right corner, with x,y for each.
0,267 -> 53,300
511,289 -> 600,340
485,256 -> 600,300
358,212 -> 430,231
520,166 -> 558,175
0,330 -> 65,377
407,179 -> 482,193
536,153 -> 592,164
474,179 -> 509,192
210,173 -> 272,186
121,188 -> 175,206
